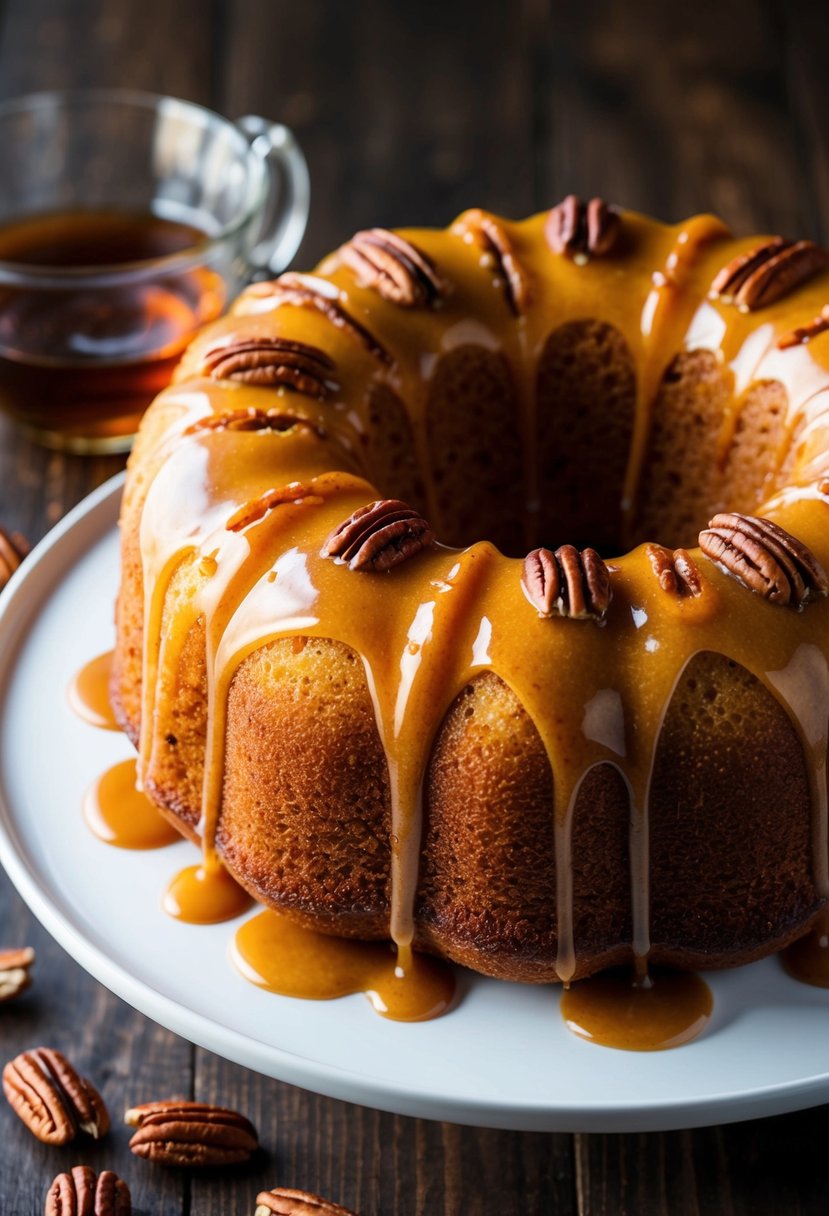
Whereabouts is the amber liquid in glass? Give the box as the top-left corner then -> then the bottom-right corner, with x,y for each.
0,209 -> 225,451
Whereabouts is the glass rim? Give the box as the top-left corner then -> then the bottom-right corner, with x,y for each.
0,87 -> 267,283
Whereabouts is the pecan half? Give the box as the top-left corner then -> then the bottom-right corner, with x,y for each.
125,1099 -> 258,1167
341,229 -> 445,307
0,946 -> 35,1002
646,544 -> 703,598
455,209 -> 530,313
0,525 -> 29,591
254,1188 -> 358,1216
545,195 -> 621,261
521,545 -> 611,621
710,239 -> 828,311
2,1048 -> 109,1145
246,273 -> 393,365
199,337 -> 338,400
45,1166 -> 131,1216
698,512 -> 829,609
777,305 -> 829,349
322,499 -> 434,572
184,407 -> 325,438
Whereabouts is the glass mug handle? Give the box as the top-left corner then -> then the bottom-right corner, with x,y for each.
235,116 -> 310,277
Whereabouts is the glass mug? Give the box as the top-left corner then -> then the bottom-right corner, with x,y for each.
0,89 -> 310,452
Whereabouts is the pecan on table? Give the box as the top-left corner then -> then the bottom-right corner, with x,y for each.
341,228 -> 446,307
545,195 -> 621,261
254,1187 -> 359,1216
522,545 -> 612,621
44,1165 -> 131,1216
646,544 -> 703,598
322,498 -> 435,572
0,946 -> 35,1002
698,512 -> 828,609
125,1099 -> 259,1167
710,238 -> 828,311
198,336 -> 338,400
2,1047 -> 109,1145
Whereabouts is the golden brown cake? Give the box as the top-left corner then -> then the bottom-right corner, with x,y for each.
112,198 -> 829,984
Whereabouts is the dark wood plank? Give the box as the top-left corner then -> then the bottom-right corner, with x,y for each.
540,0 -> 814,235
221,0 -> 538,265
0,0 -> 215,102
779,0 -> 829,241
192,1050 -> 576,1216
0,920 -> 192,1216
575,1110 -> 829,1216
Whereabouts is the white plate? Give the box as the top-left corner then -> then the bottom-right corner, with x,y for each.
1,474 -> 829,1132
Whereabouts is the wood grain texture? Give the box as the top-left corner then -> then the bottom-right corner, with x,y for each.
0,0 -> 828,1213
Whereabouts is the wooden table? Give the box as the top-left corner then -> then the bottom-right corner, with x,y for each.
1,0 -> 828,1211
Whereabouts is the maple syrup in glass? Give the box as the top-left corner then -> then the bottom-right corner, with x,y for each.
0,89 -> 309,451
0,208 -> 225,452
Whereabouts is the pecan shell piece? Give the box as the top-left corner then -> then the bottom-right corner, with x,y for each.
545,195 -> 621,261
199,336 -> 338,400
698,512 -> 828,609
646,544 -> 703,598
0,945 -> 35,1002
341,228 -> 445,307
710,238 -> 828,310
45,1166 -> 131,1216
125,1099 -> 259,1167
2,1047 -> 109,1144
226,481 -> 325,532
522,546 -> 611,621
322,499 -> 435,572
254,1188 -> 358,1216
777,305 -> 829,350
455,209 -> 530,313
0,525 -> 29,591
245,273 -> 393,365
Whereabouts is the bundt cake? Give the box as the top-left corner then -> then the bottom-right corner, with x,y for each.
111,198 -> 829,985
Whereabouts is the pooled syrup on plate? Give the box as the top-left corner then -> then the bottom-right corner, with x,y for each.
83,758 -> 179,849
781,910 -> 829,988
561,966 -> 713,1051
232,909 -> 455,1022
68,650 -> 119,730
162,861 -> 253,924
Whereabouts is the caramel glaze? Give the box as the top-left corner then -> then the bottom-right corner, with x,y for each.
782,908 -> 829,988
122,209 -> 829,1019
561,968 -> 713,1051
163,861 -> 252,924
68,650 -> 120,730
83,758 -> 179,849
233,909 -> 454,1022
